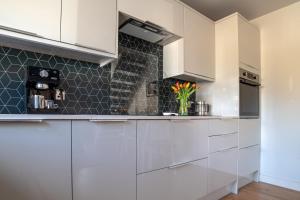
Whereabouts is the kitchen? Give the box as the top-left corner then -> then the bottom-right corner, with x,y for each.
0,0 -> 299,200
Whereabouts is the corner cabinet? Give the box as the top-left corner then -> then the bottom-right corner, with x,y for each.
0,120 -> 72,200
163,5 -> 215,81
72,120 -> 136,200
118,0 -> 184,37
61,0 -> 117,54
0,0 -> 61,41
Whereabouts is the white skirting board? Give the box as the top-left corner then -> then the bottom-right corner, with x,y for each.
260,174 -> 300,192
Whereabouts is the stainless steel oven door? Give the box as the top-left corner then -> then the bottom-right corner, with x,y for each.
239,78 -> 260,118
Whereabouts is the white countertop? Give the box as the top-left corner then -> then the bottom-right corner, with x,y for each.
0,114 -> 238,121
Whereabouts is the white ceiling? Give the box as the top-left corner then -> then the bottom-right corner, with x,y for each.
180,0 -> 300,20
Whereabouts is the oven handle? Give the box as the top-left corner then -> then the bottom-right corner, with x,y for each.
240,78 -> 261,86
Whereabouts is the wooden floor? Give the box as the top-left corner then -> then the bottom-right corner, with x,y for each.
221,182 -> 300,200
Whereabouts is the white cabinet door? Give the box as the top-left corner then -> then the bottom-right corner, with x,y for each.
61,0 -> 117,54
0,0 -> 61,41
208,148 -> 238,193
0,120 -> 72,200
238,145 -> 260,178
137,120 -> 209,174
239,119 -> 261,148
170,120 -> 209,164
184,7 -> 215,79
209,133 -> 238,153
118,0 -> 184,37
238,17 -> 261,70
72,120 -> 136,200
137,159 -> 208,200
209,119 -> 238,136
137,120 -> 172,173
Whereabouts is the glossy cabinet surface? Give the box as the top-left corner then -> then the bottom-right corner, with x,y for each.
137,120 -> 172,173
209,119 -> 238,136
183,6 -> 215,80
137,120 -> 209,173
238,17 -> 261,70
208,148 -> 238,193
72,120 -> 136,200
61,0 -> 117,54
118,0 -> 184,37
137,159 -> 208,200
209,133 -> 238,153
0,0 -> 61,41
170,120 -> 209,164
0,120 -> 72,200
239,119 -> 261,148
238,145 -> 260,177
163,5 -> 215,81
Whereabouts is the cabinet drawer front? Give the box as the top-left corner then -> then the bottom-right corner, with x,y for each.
170,120 -> 209,164
137,120 -> 172,173
239,145 -> 260,177
208,148 -> 238,192
137,159 -> 207,200
239,119 -> 261,148
209,133 -> 238,153
209,119 -> 238,136
138,120 -> 209,173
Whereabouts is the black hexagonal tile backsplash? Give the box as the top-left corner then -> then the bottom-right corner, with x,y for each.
0,33 -> 195,115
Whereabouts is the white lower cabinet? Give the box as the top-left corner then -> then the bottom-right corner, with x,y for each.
137,159 -> 208,200
0,120 -> 72,200
137,120 -> 209,173
239,119 -> 261,148
208,148 -> 238,193
72,120 -> 136,200
238,145 -> 260,188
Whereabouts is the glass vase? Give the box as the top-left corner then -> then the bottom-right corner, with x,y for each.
179,98 -> 188,116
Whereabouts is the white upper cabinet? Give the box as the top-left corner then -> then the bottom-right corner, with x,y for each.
0,0 -> 61,41
163,5 -> 215,81
183,7 -> 215,80
61,0 -> 117,54
118,0 -> 184,37
238,17 -> 261,70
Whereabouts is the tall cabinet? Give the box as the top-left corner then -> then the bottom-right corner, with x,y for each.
0,120 -> 72,200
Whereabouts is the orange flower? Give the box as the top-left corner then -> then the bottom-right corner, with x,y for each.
171,86 -> 178,93
180,83 -> 183,88
192,83 -> 196,89
185,82 -> 190,89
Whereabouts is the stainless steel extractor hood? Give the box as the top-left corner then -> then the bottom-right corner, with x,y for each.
119,14 -> 180,46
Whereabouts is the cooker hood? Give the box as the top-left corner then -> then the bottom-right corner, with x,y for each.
119,15 -> 180,46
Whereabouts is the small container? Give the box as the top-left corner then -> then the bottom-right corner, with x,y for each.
195,101 -> 210,116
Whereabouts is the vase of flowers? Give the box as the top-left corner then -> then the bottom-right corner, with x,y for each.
171,81 -> 197,116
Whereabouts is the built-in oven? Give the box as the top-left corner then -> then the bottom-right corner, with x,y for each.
239,69 -> 260,118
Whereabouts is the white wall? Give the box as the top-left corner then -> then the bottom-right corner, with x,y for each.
252,2 -> 300,191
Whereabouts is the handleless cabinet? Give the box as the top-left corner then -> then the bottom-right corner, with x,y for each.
0,0 -> 61,41
118,0 -> 184,37
238,17 -> 261,70
239,119 -> 261,149
61,0 -> 117,54
0,120 -> 72,200
163,5 -> 215,81
238,145 -> 260,188
137,120 -> 209,174
137,159 -> 208,200
208,148 -> 238,193
72,120 -> 136,200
